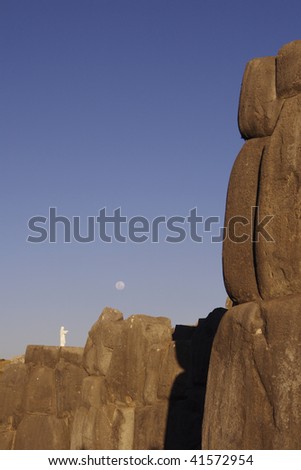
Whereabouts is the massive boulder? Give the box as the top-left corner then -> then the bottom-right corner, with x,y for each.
204,40 -> 301,449
276,40 -> 301,98
203,298 -> 301,449
223,39 -> 301,305
238,56 -> 284,139
256,95 -> 301,299
223,138 -> 268,304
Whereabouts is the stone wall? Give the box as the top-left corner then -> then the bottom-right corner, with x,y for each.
224,40 -> 301,305
71,307 -> 225,450
71,309 -> 177,450
0,307 -> 225,450
0,346 -> 86,449
203,40 -> 301,449
203,298 -> 301,449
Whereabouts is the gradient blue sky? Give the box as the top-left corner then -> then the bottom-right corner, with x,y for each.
1,0 -> 300,358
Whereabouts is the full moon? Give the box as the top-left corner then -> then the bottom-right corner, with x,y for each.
115,281 -> 125,290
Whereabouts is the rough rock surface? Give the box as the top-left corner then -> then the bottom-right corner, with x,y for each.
256,95 -> 301,299
224,39 -> 301,304
72,307 -> 225,450
238,57 -> 284,139
0,346 -> 86,449
0,307 -> 225,450
203,298 -> 301,449
72,309 -> 175,450
204,39 -> 301,450
223,138 -> 268,304
277,40 -> 301,98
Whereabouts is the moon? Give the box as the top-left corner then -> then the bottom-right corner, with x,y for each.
115,281 -> 125,290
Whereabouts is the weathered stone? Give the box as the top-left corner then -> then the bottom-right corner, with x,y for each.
1,305 -> 221,450
59,347 -> 84,367
83,308 -> 125,376
72,404 -> 119,450
70,405 -> 87,450
55,361 -> 87,418
223,137 -> 269,304
256,95 -> 301,299
0,364 -> 27,424
106,315 -> 172,404
0,348 -> 88,449
0,423 -> 15,450
134,402 -> 169,450
81,406 -> 100,449
143,346 -> 166,404
81,376 -> 110,408
202,297 -> 301,449
239,57 -> 284,138
82,337 -> 98,376
24,366 -> 55,414
25,345 -> 60,367
276,40 -> 301,98
115,406 -> 135,450
14,415 -> 69,450
100,307 -> 124,323
74,307 -> 221,450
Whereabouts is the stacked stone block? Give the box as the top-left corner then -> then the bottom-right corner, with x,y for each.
224,40 -> 301,304
1,306 -> 218,449
0,346 -> 86,449
71,308 -> 185,450
204,40 -> 301,449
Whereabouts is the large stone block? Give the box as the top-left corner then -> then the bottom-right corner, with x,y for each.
25,346 -> 60,367
106,315 -> 172,404
223,137 -> 269,304
70,405 -> 88,450
256,95 -> 301,299
239,57 -> 284,138
59,347 -> 84,367
71,404 -> 120,450
202,297 -> 301,449
115,406 -> 135,450
55,361 -> 87,418
143,346 -> 167,405
83,308 -> 125,376
14,415 -> 69,449
276,40 -> 301,98
81,376 -> 110,408
0,364 -> 27,424
24,366 -> 55,414
80,406 -> 101,449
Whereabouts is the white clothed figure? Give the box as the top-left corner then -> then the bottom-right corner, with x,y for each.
60,326 -> 68,347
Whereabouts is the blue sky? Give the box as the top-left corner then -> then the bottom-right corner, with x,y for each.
1,0 -> 300,357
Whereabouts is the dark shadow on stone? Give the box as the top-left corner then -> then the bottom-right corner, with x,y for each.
164,307 -> 227,450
